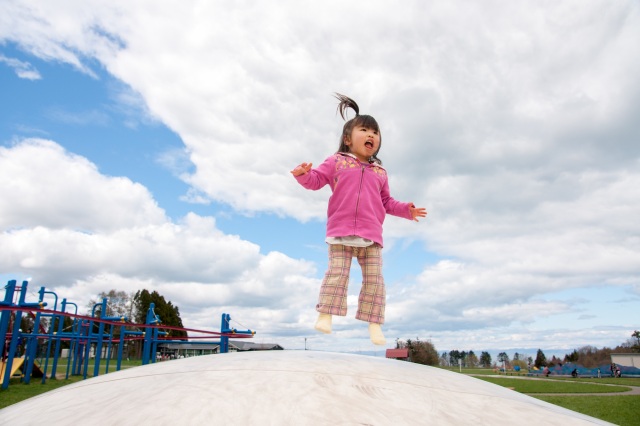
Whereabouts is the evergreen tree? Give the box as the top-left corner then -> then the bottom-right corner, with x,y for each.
564,349 -> 579,363
448,349 -> 461,366
479,351 -> 492,368
534,349 -> 547,368
632,330 -> 640,352
133,289 -> 187,339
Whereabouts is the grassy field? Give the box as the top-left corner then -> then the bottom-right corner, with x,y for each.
469,373 -> 640,426
476,376 -> 631,393
534,395 -> 640,426
441,367 -> 640,425
2,362 -> 639,425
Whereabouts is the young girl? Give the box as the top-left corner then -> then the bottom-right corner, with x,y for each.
291,93 -> 427,345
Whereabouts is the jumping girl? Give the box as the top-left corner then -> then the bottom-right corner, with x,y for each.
291,93 -> 427,345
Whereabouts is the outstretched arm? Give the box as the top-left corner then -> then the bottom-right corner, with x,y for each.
409,205 -> 427,222
290,162 -> 313,176
291,156 -> 334,190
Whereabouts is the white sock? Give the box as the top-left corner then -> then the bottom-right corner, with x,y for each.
315,313 -> 332,334
368,323 -> 386,345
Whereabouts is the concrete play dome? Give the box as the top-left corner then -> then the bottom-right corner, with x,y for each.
0,351 -> 612,425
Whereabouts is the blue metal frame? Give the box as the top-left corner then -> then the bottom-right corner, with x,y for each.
1,280 -> 254,389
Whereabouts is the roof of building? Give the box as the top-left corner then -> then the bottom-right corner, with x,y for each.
230,341 -> 284,351
160,343 -> 219,350
158,341 -> 284,351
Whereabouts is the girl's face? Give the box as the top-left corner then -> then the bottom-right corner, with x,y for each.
345,125 -> 380,162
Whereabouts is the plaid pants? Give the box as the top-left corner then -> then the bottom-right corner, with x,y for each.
316,243 -> 385,324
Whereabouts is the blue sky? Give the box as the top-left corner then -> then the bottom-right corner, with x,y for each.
1,0 -> 639,360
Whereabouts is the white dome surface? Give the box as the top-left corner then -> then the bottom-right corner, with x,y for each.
0,350 -> 612,425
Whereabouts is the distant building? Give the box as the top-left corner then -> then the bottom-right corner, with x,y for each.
386,348 -> 410,361
157,340 -> 284,358
158,343 -> 220,358
611,353 -> 640,368
229,341 -> 284,352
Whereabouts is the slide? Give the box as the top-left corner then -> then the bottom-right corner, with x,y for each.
0,357 -> 25,385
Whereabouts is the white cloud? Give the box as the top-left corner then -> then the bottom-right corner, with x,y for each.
0,54 -> 41,79
4,1 -> 640,218
0,140 -> 318,334
0,139 -> 167,232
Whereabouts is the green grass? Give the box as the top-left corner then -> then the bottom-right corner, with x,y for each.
540,376 -> 640,387
472,375 -> 640,425
476,376 -> 631,394
0,376 -> 85,409
41,358 -> 143,376
534,395 -> 640,426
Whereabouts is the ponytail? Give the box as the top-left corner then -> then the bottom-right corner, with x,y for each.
333,93 -> 382,164
334,93 -> 360,119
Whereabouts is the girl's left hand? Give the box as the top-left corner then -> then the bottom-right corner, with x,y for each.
410,205 -> 427,222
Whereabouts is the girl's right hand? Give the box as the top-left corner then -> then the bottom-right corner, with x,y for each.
290,162 -> 312,176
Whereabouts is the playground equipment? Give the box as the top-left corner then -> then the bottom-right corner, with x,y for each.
0,280 -> 254,389
0,357 -> 23,385
0,351 -> 613,425
529,362 -> 640,378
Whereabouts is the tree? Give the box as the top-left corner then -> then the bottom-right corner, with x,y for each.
479,351 -> 492,368
449,349 -> 462,366
133,289 -> 187,338
439,352 -> 449,367
534,349 -> 547,368
564,349 -> 579,363
511,359 -> 528,371
398,339 -> 439,366
87,289 -> 133,319
497,352 -> 510,368
548,355 -> 561,367
467,350 -> 478,368
631,330 -> 640,353
575,345 -> 613,368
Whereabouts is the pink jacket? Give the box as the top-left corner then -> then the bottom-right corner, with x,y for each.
294,153 -> 414,247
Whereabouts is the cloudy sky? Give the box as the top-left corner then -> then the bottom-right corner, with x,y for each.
1,0 -> 638,359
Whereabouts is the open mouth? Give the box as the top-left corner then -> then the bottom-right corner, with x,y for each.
365,141 -> 374,149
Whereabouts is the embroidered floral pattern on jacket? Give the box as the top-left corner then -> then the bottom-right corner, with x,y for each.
334,155 -> 360,171
371,165 -> 386,177
331,154 -> 387,190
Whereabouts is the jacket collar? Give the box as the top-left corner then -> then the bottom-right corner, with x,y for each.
339,152 -> 385,169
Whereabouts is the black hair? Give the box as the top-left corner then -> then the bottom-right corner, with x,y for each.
334,93 -> 382,164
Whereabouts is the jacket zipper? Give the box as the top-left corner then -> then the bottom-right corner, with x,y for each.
353,165 -> 365,234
